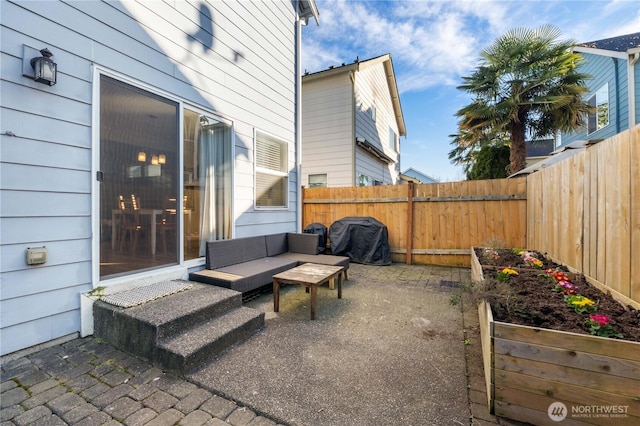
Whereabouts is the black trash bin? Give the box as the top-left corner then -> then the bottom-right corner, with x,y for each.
303,222 -> 328,253
329,217 -> 391,265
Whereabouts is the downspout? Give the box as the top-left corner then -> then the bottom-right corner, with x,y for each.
628,49 -> 640,128
350,69 -> 357,186
613,58 -> 620,133
295,15 -> 303,232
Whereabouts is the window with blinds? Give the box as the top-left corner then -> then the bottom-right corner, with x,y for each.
255,131 -> 288,208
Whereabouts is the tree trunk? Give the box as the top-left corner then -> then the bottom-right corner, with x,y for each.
509,113 -> 528,174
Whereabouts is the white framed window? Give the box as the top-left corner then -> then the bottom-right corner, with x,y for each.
389,127 -> 398,151
357,173 -> 369,186
587,84 -> 609,135
255,130 -> 289,209
309,173 -> 327,188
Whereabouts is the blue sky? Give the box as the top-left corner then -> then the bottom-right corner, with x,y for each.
301,0 -> 640,182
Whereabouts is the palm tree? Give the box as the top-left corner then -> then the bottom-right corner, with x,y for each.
454,25 -> 593,174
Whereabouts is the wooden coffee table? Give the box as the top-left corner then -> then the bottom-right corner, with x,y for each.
272,263 -> 344,320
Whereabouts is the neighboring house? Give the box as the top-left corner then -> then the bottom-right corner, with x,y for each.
560,32 -> 640,147
301,54 -> 406,187
401,167 -> 439,184
510,139 -> 588,178
525,138 -> 555,167
0,0 -> 318,356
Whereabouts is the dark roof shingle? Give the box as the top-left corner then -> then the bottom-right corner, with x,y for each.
579,32 -> 640,52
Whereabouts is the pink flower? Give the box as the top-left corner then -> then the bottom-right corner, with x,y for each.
589,314 -> 610,326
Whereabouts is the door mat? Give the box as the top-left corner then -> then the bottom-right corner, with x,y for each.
101,281 -> 193,308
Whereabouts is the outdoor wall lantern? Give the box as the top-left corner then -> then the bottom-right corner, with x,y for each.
30,48 -> 57,86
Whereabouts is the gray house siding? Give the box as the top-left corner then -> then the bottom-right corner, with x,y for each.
1,0 -> 308,355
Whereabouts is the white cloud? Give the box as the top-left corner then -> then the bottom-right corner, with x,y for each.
303,0 -> 522,92
303,0 -> 640,94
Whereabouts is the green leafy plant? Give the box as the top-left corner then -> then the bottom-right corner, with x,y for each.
586,314 -> 623,338
497,267 -> 518,282
565,295 -> 597,314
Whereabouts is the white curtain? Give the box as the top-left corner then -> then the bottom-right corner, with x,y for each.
198,121 -> 231,256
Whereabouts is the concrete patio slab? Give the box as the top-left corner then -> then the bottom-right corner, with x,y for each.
188,263 -> 472,426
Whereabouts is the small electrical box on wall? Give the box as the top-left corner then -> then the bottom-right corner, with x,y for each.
26,247 -> 48,265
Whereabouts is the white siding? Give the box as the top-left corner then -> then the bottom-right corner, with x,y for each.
354,62 -> 400,185
301,72 -> 354,187
0,0 -> 302,355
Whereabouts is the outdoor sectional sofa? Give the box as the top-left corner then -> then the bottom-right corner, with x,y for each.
188,232 -> 349,293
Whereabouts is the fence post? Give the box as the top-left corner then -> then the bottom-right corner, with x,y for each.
406,181 -> 414,265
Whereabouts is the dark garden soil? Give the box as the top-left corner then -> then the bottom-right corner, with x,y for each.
474,248 -> 640,342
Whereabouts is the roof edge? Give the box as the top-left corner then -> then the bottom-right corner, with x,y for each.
572,46 -> 628,60
298,0 -> 319,25
381,55 -> 406,137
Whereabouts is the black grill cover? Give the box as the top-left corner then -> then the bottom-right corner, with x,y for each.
303,222 -> 328,253
329,217 -> 391,265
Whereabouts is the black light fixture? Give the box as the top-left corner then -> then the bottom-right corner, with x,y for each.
30,48 -> 57,86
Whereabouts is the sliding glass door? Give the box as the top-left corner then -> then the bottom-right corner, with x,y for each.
98,75 -> 232,278
99,75 -> 179,278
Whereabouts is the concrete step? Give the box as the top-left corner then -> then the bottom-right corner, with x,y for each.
93,282 -> 264,375
157,306 -> 265,375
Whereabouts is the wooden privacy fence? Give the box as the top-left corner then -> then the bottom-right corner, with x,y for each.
302,178 -> 527,267
527,124 -> 640,307
302,125 -> 639,305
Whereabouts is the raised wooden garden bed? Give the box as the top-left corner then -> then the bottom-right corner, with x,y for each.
472,248 -> 640,425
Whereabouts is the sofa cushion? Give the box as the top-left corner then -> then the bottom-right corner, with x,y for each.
206,236 -> 267,269
287,233 -> 319,255
265,233 -> 288,257
188,269 -> 245,286
191,257 -> 298,293
217,257 -> 298,293
274,252 -> 350,270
